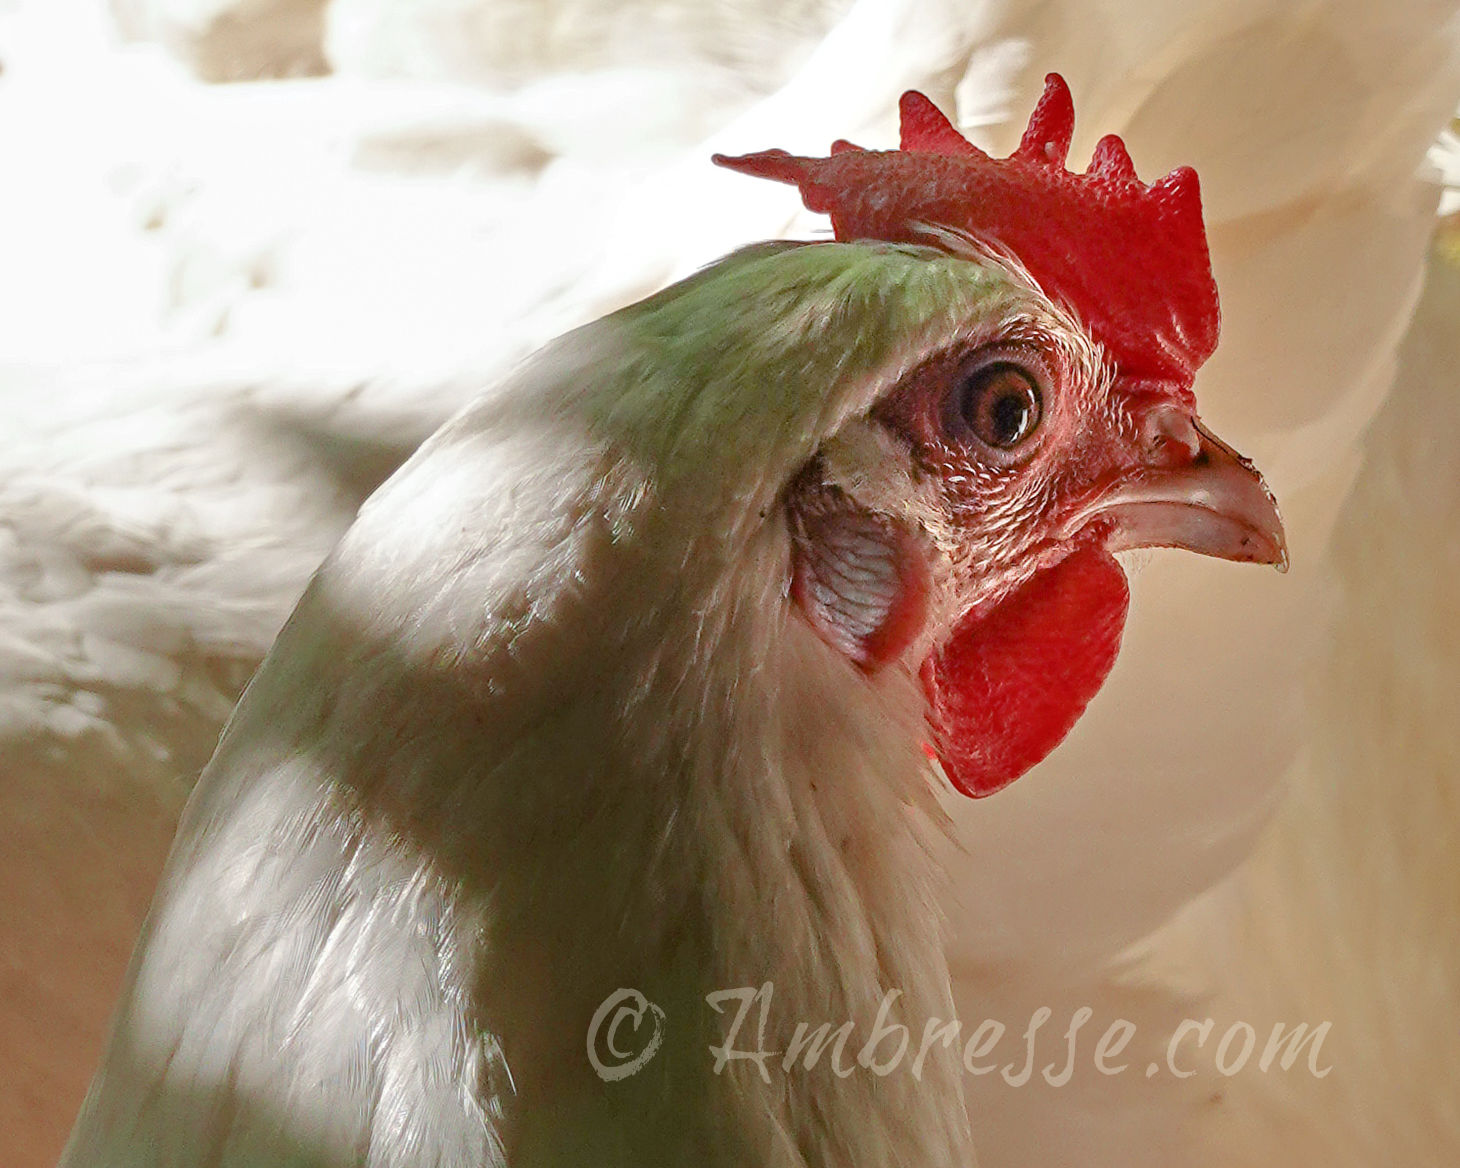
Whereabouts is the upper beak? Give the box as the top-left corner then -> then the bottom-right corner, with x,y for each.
1066,408 -> 1288,570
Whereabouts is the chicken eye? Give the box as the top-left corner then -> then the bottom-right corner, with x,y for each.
957,361 -> 1043,450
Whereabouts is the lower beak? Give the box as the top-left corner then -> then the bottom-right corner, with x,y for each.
1067,417 -> 1288,570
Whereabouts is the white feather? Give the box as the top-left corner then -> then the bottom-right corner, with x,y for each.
3,1 -> 1460,1165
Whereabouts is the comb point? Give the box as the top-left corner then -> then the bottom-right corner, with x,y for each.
712,149 -> 806,186
1090,134 -> 1138,182
899,90 -> 978,156
1151,167 -> 1207,232
1014,73 -> 1075,168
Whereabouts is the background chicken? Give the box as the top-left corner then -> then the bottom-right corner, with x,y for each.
2,0 -> 1459,1165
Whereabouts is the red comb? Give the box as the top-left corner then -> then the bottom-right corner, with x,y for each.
713,74 -> 1218,387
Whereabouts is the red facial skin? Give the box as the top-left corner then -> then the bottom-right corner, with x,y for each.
866,330 -> 1140,797
728,77 -> 1266,796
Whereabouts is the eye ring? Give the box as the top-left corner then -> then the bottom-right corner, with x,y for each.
944,351 -> 1048,459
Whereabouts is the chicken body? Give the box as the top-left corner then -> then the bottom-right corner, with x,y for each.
4,2 -> 1457,1165
62,242 -> 1016,1167
60,211 -> 1283,1161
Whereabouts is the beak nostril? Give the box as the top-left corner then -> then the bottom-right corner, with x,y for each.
1140,405 -> 1202,467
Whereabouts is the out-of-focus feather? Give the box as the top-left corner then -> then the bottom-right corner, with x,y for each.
942,7 -> 1460,1164
1133,230 -> 1460,1168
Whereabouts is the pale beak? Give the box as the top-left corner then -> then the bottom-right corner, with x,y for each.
1066,411 -> 1288,570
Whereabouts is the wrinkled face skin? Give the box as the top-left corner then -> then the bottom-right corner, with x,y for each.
875,278 -> 1123,609
791,252 -> 1285,797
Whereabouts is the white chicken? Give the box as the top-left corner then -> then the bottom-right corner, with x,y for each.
55,73 -> 1295,1161
1,0 -> 1458,1165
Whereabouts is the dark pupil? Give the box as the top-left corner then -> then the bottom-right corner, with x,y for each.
990,391 -> 1031,444
964,364 -> 1041,448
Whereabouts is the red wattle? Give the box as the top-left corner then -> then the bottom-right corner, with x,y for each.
923,546 -> 1130,797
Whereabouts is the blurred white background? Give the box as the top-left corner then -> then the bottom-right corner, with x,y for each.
2,1 -> 1459,1164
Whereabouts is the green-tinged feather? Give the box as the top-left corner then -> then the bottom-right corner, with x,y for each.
586,241 -> 1027,492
